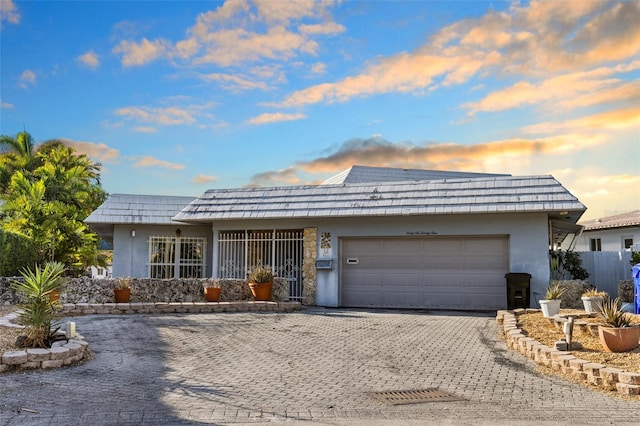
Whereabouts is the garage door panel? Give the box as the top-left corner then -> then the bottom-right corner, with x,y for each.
382,256 -> 425,269
423,293 -> 465,308
385,272 -> 425,286
384,291 -> 424,307
422,239 -> 463,253
422,256 -> 460,269
383,239 -> 422,252
465,237 -> 507,252
342,236 -> 508,310
343,291 -> 382,306
464,257 -> 508,269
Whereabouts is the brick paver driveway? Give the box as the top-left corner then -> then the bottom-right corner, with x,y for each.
2,307 -> 640,425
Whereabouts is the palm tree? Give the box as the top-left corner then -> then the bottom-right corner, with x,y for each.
1,132 -> 107,273
0,131 -> 64,195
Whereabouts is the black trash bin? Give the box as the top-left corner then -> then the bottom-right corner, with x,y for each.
505,273 -> 531,309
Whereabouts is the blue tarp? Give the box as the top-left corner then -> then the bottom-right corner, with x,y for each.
633,264 -> 640,315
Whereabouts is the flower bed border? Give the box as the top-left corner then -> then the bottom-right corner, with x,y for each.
497,308 -> 640,396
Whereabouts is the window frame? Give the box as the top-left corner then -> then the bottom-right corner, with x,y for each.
148,235 -> 207,278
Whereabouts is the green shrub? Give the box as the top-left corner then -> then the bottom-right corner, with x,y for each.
0,228 -> 37,276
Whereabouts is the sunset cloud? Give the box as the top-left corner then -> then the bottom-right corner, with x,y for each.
112,0 -> 341,71
191,174 -> 218,184
522,107 -> 640,135
133,156 -> 185,170
132,126 -> 157,133
202,73 -> 268,91
463,62 -> 640,116
246,112 -> 305,125
0,0 -> 20,28
77,51 -> 100,68
112,38 -> 171,67
276,1 -> 640,108
19,69 -> 36,88
565,173 -> 640,216
115,102 -> 215,127
248,134 -> 607,186
62,139 -> 121,163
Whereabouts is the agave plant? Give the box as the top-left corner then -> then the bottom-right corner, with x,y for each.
582,288 -> 608,298
598,297 -> 633,328
544,283 -> 567,300
10,262 -> 67,348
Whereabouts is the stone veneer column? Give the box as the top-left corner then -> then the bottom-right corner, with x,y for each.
301,227 -> 317,305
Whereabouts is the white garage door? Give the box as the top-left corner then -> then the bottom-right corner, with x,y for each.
341,236 -> 509,310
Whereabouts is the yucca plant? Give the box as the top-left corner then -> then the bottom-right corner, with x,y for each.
598,297 -> 633,328
10,262 -> 67,348
582,288 -> 607,298
544,283 -> 566,300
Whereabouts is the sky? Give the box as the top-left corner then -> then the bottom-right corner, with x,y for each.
1,0 -> 639,221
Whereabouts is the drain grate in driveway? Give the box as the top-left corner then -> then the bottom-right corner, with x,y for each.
370,388 -> 465,405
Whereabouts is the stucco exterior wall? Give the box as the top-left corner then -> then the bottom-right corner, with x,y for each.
208,212 -> 551,309
573,227 -> 639,252
112,224 -> 213,278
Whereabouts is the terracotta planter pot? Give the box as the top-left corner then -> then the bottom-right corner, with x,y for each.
581,296 -> 604,314
249,281 -> 273,301
539,299 -> 561,318
48,290 -> 60,303
114,287 -> 131,303
204,287 -> 221,302
598,325 -> 640,353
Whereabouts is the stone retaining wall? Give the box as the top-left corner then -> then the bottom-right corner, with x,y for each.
0,310 -> 90,373
1,277 -> 292,305
618,280 -> 634,303
60,301 -> 301,315
550,280 -> 591,309
0,338 -> 90,373
497,309 -> 640,396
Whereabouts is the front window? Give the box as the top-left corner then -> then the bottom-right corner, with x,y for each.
149,236 -> 206,278
590,238 -> 602,252
623,237 -> 634,251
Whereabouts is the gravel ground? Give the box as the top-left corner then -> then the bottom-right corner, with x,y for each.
518,311 -> 640,374
0,305 -> 21,353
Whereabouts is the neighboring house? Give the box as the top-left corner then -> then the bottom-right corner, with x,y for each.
86,165 -> 586,310
89,265 -> 112,279
573,210 -> 640,252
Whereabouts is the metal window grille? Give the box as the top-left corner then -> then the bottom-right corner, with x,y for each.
149,236 -> 206,278
218,229 -> 304,300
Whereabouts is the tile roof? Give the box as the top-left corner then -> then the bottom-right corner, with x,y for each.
579,210 -> 640,231
86,194 -> 195,225
174,175 -> 586,223
322,165 -> 509,185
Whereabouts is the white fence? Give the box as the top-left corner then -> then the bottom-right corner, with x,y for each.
577,251 -> 634,295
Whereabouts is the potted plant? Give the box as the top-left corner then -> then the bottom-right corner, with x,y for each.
203,283 -> 221,302
114,277 -> 132,303
247,266 -> 274,301
581,288 -> 608,314
539,283 -> 566,317
597,297 -> 640,352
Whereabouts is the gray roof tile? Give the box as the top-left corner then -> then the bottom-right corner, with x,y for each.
174,174 -> 586,222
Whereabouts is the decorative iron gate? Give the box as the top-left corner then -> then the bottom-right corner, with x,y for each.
218,230 -> 304,300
